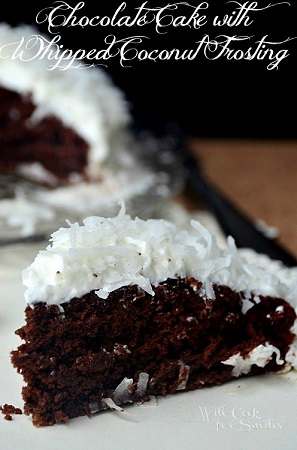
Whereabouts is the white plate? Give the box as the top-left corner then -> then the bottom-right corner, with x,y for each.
1,244 -> 297,450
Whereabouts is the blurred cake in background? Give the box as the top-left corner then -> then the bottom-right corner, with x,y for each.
0,22 -> 132,186
0,23 -> 180,236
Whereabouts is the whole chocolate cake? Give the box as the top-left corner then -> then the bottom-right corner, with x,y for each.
11,204 -> 297,426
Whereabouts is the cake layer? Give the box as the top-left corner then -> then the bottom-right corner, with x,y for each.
11,278 -> 296,426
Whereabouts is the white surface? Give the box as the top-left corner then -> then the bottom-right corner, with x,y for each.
1,243 -> 297,450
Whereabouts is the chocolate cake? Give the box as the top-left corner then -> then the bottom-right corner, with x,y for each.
11,204 -> 297,426
0,22 -> 130,186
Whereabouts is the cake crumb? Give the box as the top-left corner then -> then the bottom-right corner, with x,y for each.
0,404 -> 23,421
4,414 -> 13,421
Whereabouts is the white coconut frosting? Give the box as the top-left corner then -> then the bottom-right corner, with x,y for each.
22,203 -> 297,307
0,22 -> 130,180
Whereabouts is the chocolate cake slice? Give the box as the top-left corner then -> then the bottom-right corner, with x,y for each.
11,204 -> 297,426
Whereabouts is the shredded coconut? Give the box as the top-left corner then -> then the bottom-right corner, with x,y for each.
113,377 -> 134,405
176,362 -> 190,390
221,342 -> 284,377
101,398 -> 124,412
22,203 -> 297,307
135,373 -> 149,397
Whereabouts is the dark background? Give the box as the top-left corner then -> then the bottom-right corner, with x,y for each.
3,0 -> 297,139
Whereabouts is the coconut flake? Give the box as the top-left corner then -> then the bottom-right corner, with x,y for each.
113,377 -> 134,405
285,340 -> 297,369
135,372 -> 149,397
176,362 -> 190,390
102,398 -> 125,412
89,402 -> 100,414
241,298 -> 255,314
222,342 -> 284,377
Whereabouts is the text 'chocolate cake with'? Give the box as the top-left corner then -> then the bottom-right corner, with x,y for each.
11,203 -> 297,426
